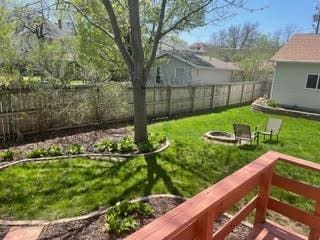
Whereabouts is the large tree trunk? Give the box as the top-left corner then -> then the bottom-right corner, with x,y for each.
132,72 -> 148,144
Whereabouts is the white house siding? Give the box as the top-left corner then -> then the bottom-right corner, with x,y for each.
271,62 -> 320,111
148,55 -> 234,86
191,68 -> 233,85
148,56 -> 192,86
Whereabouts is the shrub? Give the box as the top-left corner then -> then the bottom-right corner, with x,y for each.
0,150 -> 14,161
118,136 -> 136,153
27,149 -> 47,158
94,139 -> 119,152
47,146 -> 62,156
106,213 -> 137,235
267,99 -> 278,108
105,201 -> 153,235
68,144 -> 85,155
138,133 -> 167,153
110,141 -> 119,152
138,141 -> 154,153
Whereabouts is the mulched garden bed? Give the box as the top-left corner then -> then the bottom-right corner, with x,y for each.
37,197 -> 252,240
1,128 -> 131,161
0,226 -> 9,240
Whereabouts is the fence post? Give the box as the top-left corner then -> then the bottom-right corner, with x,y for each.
192,86 -> 196,113
309,201 -> 320,240
254,164 -> 274,225
153,87 -> 156,117
226,85 -> 231,106
94,86 -> 101,125
240,83 -> 245,104
168,87 -> 172,116
251,82 -> 256,101
211,85 -> 215,109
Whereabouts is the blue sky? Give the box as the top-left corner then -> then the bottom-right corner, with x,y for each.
180,0 -> 317,44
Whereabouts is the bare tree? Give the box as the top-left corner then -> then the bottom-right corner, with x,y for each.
211,22 -> 260,49
313,1 -> 320,34
282,24 -> 299,42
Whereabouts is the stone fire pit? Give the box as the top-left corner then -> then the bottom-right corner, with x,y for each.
205,131 -> 238,144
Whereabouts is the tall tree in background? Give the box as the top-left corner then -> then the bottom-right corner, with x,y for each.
313,1 -> 320,34
211,22 -> 260,49
74,2 -> 127,83
57,0 -> 248,143
13,0 -> 77,84
0,6 -> 19,84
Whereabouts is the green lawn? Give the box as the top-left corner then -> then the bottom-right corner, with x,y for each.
0,105 -> 320,220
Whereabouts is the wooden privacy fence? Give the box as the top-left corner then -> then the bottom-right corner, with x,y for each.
0,80 -> 271,142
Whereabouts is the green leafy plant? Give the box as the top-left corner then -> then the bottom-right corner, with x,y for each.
0,150 -> 14,161
47,146 -> 62,156
138,141 -> 154,153
67,144 -> 85,155
118,136 -> 136,153
105,201 -> 153,235
267,99 -> 278,108
138,133 -> 167,153
27,149 -> 47,158
110,141 -> 119,152
94,139 -> 118,152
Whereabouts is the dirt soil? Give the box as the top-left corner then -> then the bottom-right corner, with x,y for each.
1,128 -> 131,161
0,226 -> 9,240
38,197 -> 185,240
37,197 -> 253,240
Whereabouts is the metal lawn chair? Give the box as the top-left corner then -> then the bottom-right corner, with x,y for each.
260,118 -> 282,143
233,124 -> 259,145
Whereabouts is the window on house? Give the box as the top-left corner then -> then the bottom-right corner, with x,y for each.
156,67 -> 161,83
175,68 -> 186,83
306,73 -> 320,89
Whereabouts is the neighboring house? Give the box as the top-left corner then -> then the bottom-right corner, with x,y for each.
189,42 -> 209,53
148,51 -> 240,86
16,20 -> 79,79
270,34 -> 320,112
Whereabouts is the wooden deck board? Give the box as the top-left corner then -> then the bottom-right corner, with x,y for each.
248,222 -> 307,240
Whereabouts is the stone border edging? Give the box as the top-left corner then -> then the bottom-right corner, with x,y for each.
252,102 -> 320,121
204,131 -> 238,144
0,140 -> 170,171
0,194 -> 186,226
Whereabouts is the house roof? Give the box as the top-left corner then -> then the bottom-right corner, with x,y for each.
271,34 -> 320,63
158,51 -> 240,71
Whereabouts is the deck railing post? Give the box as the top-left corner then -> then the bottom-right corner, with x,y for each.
309,201 -> 320,240
197,212 -> 215,240
254,164 -> 275,225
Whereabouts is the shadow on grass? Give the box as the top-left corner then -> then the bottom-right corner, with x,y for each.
143,154 -> 182,196
108,154 -> 182,205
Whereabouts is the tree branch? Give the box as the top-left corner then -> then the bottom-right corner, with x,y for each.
161,0 -> 213,37
61,1 -> 115,40
145,0 -> 167,72
101,0 -> 133,71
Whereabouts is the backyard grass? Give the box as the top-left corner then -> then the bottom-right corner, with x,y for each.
0,105 -> 320,220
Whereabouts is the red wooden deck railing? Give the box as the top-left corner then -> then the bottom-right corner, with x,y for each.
126,151 -> 320,240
